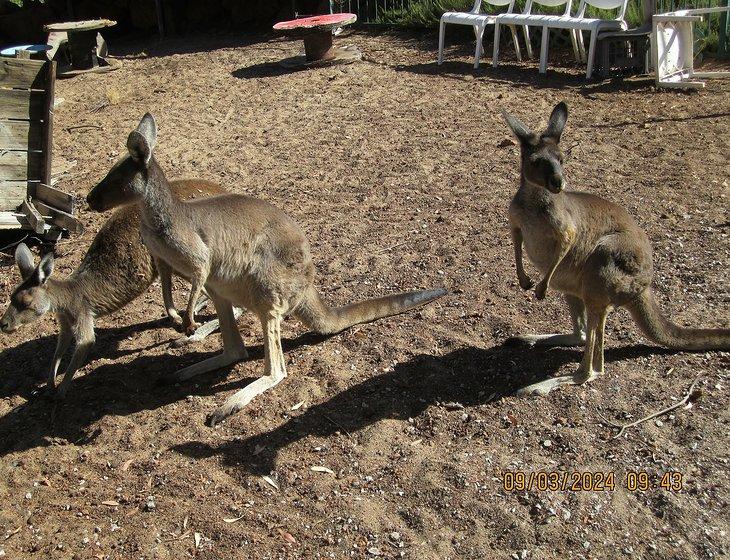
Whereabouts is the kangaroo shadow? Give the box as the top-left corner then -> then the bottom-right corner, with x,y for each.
0,316 -> 182,400
172,341 -> 674,475
0,331 -> 328,456
394,59 -> 590,90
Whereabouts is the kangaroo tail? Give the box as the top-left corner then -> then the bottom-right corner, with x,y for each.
295,285 -> 447,335
626,288 -> 730,351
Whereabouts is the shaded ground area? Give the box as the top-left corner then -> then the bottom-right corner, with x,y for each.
0,29 -> 728,560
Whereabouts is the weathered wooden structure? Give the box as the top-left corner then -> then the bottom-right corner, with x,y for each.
0,57 -> 81,242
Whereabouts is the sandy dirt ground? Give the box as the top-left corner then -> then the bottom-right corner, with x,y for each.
0,29 -> 728,560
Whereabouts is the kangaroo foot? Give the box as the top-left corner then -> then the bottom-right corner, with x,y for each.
516,375 -> 576,396
171,308 -> 245,348
206,402 -> 242,427
506,333 -> 586,348
516,366 -> 599,396
182,318 -> 200,336
534,279 -> 549,300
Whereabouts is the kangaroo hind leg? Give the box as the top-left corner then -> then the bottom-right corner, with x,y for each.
516,305 -> 607,396
207,309 -> 287,427
164,294 -> 247,384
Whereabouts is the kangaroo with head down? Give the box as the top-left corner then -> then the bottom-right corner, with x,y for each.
0,180 -> 235,397
87,114 -> 446,426
503,101 -> 729,396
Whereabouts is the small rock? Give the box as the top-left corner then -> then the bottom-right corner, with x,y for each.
145,496 -> 156,511
368,547 -> 381,556
542,440 -> 552,448
25,492 -> 32,500
390,532 -> 401,541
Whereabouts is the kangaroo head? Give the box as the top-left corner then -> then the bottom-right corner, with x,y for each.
502,101 -> 568,194
87,113 -> 158,212
0,244 -> 54,333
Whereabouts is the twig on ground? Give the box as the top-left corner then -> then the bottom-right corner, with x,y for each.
375,240 -> 408,254
66,124 -> 103,132
320,412 -> 352,439
602,377 -> 702,439
90,101 -> 109,113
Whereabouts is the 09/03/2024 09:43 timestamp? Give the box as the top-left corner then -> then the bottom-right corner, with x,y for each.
501,470 -> 683,492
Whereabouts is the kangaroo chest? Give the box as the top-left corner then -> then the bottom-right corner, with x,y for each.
512,198 -> 565,270
140,222 -> 201,279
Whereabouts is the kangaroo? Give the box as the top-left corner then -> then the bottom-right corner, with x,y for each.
86,113 -> 447,426
0,180 -> 235,397
503,101 -> 729,396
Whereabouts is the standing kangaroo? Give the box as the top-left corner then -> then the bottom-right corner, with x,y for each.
503,101 -> 729,396
86,114 -> 446,426
0,180 -> 234,397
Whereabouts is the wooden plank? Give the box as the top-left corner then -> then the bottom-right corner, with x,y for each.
31,182 -> 73,214
0,120 -> 44,151
0,59 -> 47,90
0,150 -> 44,181
0,89 -> 46,120
34,200 -> 83,235
0,211 -> 26,230
0,180 -> 29,211
21,198 -> 45,233
42,61 -> 55,186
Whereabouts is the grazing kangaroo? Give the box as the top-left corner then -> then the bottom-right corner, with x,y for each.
0,180 -> 234,397
86,114 -> 446,426
503,101 -> 729,396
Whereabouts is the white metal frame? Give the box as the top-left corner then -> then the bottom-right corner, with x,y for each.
652,6 -> 730,89
438,0 -> 521,69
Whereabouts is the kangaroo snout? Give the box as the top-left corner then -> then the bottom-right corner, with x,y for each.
0,316 -> 14,333
548,174 -> 565,193
86,190 -> 102,211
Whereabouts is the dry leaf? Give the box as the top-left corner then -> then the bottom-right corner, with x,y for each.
194,532 -> 202,548
253,444 -> 266,456
310,466 -> 335,475
121,459 -> 134,472
291,401 -> 305,411
106,87 -> 122,104
223,516 -> 244,523
277,527 -> 297,544
101,500 -> 120,506
262,475 -> 279,490
183,516 -> 189,530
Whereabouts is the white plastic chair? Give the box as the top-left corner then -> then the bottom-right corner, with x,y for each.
495,0 -> 628,78
438,0 -> 521,69
493,0 -> 580,70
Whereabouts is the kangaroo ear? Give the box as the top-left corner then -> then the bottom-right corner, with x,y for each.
502,110 -> 535,144
32,252 -> 54,286
544,102 -> 568,142
14,243 -> 35,280
127,113 -> 157,167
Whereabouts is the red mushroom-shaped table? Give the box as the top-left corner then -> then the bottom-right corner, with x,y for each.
273,13 -> 361,68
